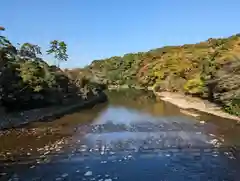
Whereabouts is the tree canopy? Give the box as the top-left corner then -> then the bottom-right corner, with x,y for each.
77,34 -> 240,116
47,40 -> 68,67
0,29 -> 102,112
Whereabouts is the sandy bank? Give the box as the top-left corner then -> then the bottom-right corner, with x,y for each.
154,91 -> 240,121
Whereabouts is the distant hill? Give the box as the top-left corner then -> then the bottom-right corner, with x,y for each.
71,34 -> 240,116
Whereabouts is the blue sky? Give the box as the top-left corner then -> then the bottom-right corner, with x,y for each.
1,0 -> 240,68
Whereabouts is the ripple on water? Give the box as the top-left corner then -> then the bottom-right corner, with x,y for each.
1,90 -> 240,180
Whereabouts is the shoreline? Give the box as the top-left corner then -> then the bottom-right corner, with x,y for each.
99,86 -> 239,122
0,92 -> 107,130
154,91 -> 240,121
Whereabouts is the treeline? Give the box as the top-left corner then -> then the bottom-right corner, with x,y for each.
0,27 -> 104,112
79,34 -> 240,116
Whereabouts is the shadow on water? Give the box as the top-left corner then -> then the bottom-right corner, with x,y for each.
0,89 -> 240,180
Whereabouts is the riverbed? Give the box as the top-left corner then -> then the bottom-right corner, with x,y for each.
0,89 -> 240,180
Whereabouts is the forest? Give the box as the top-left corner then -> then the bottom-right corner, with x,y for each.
0,27 -> 105,112
1,25 -> 239,116
77,34 -> 240,116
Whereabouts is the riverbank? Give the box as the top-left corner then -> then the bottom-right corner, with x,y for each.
0,92 -> 107,130
154,91 -> 240,121
104,86 -> 240,121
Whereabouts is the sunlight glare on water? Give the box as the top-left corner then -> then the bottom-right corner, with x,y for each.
0,90 -> 239,181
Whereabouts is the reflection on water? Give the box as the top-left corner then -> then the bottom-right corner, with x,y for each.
0,89 -> 240,180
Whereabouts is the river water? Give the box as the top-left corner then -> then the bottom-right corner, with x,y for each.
0,90 -> 240,181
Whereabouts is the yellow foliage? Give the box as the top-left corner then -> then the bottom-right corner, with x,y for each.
183,75 -> 204,95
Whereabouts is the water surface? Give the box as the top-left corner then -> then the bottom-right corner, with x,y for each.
0,89 -> 240,180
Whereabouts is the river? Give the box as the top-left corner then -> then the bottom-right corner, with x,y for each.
0,89 -> 240,181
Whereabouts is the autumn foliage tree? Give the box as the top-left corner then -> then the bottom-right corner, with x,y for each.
79,34 -> 240,116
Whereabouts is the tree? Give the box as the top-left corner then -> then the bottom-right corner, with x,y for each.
46,40 -> 68,67
0,35 -> 17,63
19,43 -> 42,59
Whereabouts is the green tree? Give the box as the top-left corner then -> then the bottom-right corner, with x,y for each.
18,61 -> 45,92
46,40 -> 68,67
19,43 -> 42,59
0,35 -> 17,61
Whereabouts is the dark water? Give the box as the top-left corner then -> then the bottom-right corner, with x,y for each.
0,90 -> 240,181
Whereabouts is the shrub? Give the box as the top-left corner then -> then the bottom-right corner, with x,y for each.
183,76 -> 205,95
224,98 -> 240,116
